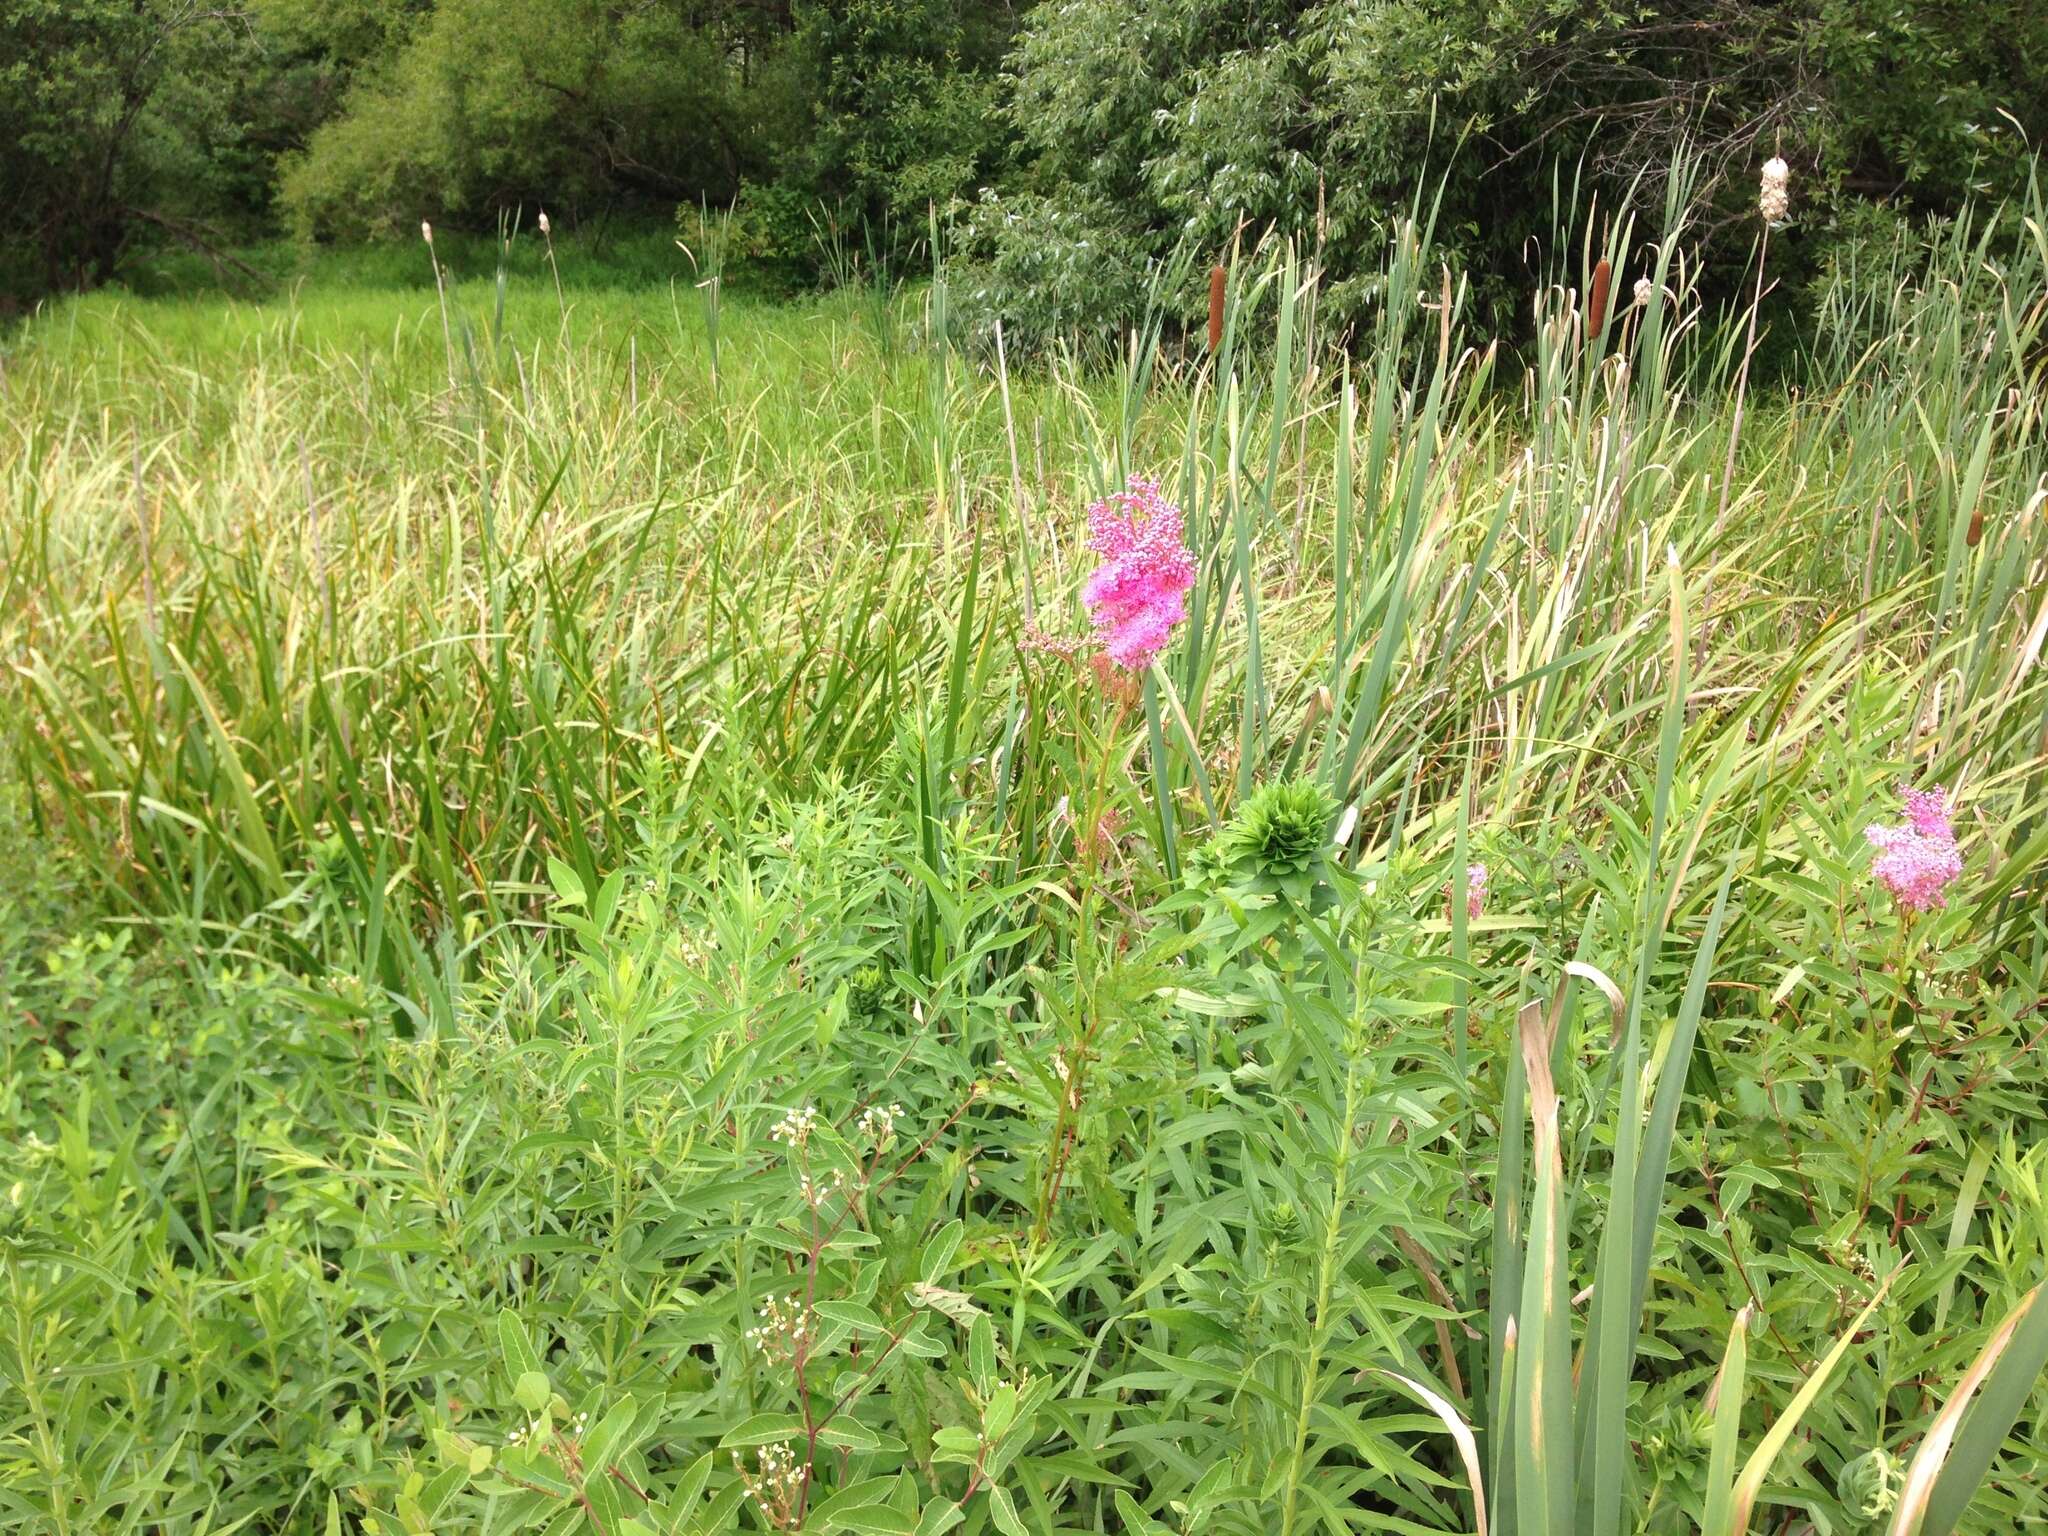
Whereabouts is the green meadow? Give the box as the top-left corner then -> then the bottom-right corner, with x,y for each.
3,196 -> 2047,1536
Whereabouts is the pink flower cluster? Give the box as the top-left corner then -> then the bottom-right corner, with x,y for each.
1449,862 -> 1488,922
1081,477 -> 1196,671
1865,784 -> 1962,913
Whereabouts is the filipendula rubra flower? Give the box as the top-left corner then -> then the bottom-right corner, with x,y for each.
1865,784 -> 1962,913
1081,477 -> 1196,671
1448,862 -> 1488,922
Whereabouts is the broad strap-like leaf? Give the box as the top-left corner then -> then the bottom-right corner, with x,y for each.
1372,1368 -> 1488,1536
1513,987 -> 1573,1536
1911,1282 -> 2048,1536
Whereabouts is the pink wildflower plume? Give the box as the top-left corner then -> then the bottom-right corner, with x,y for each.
1864,783 -> 1961,913
1081,477 -> 1196,672
1900,785 -> 1952,840
1449,862 -> 1488,922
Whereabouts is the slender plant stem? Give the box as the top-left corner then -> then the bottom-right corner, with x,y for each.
1717,222 -> 1770,530
1280,984 -> 1366,1536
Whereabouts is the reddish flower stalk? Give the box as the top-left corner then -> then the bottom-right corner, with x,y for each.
1448,862 -> 1488,922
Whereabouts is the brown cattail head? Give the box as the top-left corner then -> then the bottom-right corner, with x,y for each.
1207,263 -> 1227,353
1588,258 -> 1612,338
1966,508 -> 1985,547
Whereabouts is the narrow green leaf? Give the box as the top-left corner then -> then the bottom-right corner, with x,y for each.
718,1413 -> 808,1448
919,1219 -> 964,1283
499,1311 -> 545,1384
987,1484 -> 1027,1536
1701,1305 -> 1752,1536
1514,990 -> 1573,1536
825,1506 -> 917,1535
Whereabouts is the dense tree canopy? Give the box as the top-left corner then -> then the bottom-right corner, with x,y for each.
965,0 -> 2048,337
0,3 -> 270,296
0,0 -> 1019,300
276,0 -> 797,236
1,0 -> 2043,316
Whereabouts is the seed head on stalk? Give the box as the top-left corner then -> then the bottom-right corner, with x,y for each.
421,219 -> 456,394
1759,157 -> 1790,225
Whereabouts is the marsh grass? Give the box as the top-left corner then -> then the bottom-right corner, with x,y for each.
2,178 -> 2046,1534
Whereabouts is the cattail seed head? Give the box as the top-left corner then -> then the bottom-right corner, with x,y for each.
537,210 -> 551,236
1207,264 -> 1227,354
1759,157 -> 1790,225
1634,276 -> 1655,308
421,220 -> 434,245
1588,258 -> 1612,337
1966,508 -> 1984,547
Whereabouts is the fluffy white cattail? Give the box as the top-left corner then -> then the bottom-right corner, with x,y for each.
537,210 -> 551,236
421,219 -> 434,245
1759,157 -> 1790,225
1633,276 -> 1655,307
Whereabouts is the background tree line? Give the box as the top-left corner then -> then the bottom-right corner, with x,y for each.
4,0 -> 2045,330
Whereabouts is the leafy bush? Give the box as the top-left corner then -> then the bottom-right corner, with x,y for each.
277,0 -> 799,239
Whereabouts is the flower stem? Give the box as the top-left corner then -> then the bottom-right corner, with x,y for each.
1279,984 -> 1367,1536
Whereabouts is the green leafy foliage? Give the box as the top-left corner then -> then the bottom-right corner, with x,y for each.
970,0 -> 2048,342
3,169 -> 2047,1534
777,1 -> 1014,229
277,0 -> 795,239
0,1 -> 284,296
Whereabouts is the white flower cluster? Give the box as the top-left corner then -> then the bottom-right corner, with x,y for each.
797,1168 -> 848,1208
506,1406 -> 586,1449
856,1103 -> 902,1146
744,1294 -> 810,1361
770,1104 -> 819,1149
735,1441 -> 804,1525
1759,157 -> 1790,225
